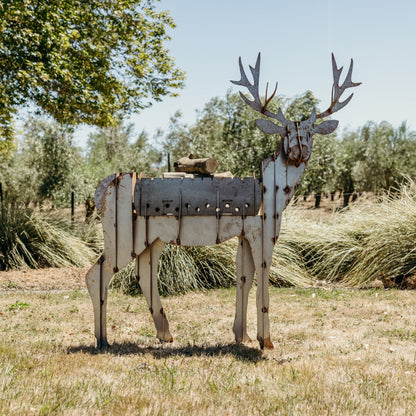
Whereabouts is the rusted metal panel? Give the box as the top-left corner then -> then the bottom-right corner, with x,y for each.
136,239 -> 173,342
134,176 -> 261,217
95,174 -> 116,211
116,173 -> 134,268
101,176 -> 117,271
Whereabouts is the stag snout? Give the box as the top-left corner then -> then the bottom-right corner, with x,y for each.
283,121 -> 313,165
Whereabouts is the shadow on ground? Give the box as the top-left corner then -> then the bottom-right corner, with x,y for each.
67,341 -> 266,363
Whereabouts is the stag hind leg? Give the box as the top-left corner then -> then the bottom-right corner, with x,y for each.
86,172 -> 136,348
233,237 -> 255,343
137,238 -> 173,342
86,259 -> 115,348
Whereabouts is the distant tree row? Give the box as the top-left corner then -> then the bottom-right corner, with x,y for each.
162,91 -> 416,208
1,90 -> 415,213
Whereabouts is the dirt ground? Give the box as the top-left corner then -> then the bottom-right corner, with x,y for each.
0,266 -> 90,291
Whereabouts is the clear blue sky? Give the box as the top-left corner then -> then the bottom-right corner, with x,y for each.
76,0 -> 416,146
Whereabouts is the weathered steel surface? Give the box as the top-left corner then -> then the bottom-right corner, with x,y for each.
86,53 -> 360,351
116,173 -> 134,268
134,176 -> 261,217
94,173 -> 116,210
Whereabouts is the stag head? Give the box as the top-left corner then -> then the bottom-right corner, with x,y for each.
231,53 -> 361,166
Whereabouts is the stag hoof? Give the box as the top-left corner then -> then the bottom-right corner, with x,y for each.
243,332 -> 252,342
257,335 -> 274,350
97,338 -> 110,349
157,332 -> 174,343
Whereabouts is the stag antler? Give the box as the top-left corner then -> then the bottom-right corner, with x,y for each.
231,53 -> 286,125
317,54 -> 362,119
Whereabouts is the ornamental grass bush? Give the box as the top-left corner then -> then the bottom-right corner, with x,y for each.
280,180 -> 416,288
0,203 -> 97,270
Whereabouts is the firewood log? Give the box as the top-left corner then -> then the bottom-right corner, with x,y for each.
174,154 -> 218,175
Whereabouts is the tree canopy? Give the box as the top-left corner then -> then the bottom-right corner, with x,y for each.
0,0 -> 185,152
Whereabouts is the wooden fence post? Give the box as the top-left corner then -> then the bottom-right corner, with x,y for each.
71,191 -> 75,224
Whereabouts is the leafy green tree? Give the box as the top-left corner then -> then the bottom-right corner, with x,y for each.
163,110 -> 193,169
285,90 -> 319,121
164,91 -> 285,177
0,0 -> 185,144
0,118 -> 79,206
334,131 -> 360,207
298,134 -> 338,208
86,121 -> 162,183
352,121 -> 416,193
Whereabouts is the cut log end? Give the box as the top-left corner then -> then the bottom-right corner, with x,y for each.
174,156 -> 219,175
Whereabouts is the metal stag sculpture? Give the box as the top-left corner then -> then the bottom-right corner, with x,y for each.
86,53 -> 360,349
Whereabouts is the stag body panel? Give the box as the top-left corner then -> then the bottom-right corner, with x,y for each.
134,176 -> 261,217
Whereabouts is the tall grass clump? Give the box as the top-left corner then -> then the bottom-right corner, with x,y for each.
279,210 -> 364,283
341,183 -> 416,287
111,241 -> 237,296
0,203 -> 97,270
270,241 -> 313,287
280,180 -> 416,288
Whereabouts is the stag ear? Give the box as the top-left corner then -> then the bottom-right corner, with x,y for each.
312,119 -> 339,136
256,119 -> 285,136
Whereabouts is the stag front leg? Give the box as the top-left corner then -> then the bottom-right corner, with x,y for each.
233,237 -> 255,343
86,259 -> 114,348
137,239 -> 173,342
250,240 -> 274,349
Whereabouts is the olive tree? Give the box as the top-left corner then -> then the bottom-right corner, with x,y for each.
0,0 -> 185,151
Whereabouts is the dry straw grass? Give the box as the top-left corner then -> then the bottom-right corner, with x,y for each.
1,288 -> 416,415
0,204 -> 97,270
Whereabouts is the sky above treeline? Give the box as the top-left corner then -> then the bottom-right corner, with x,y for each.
76,0 -> 416,146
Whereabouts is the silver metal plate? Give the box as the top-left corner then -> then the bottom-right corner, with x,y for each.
134,177 -> 261,216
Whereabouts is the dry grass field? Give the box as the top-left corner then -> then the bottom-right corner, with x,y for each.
1,284 -> 416,415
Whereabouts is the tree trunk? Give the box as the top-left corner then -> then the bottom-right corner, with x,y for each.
343,193 -> 351,208
314,193 -> 321,209
85,198 -> 95,220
